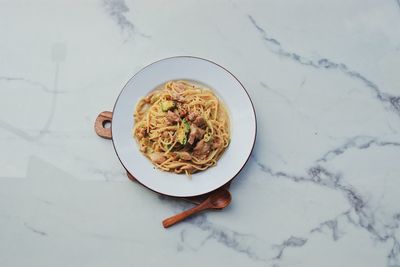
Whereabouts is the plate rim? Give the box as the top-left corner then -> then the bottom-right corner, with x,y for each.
110,55 -> 257,197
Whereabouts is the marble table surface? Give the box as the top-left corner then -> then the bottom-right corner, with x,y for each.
1,0 -> 400,266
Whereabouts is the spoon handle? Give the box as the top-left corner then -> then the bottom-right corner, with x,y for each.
162,201 -> 210,228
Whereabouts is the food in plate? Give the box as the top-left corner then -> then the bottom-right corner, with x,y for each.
133,80 -> 230,175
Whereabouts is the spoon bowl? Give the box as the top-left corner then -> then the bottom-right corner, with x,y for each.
209,189 -> 232,209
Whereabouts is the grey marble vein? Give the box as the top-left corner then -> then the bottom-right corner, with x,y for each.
35,198 -> 52,205
102,0 -> 135,36
175,212 -> 313,263
102,0 -> 150,40
260,81 -> 293,107
183,214 -> 269,262
160,188 -> 273,262
310,214 -> 345,241
81,232 -> 141,243
24,222 -> 47,236
91,168 -> 125,181
0,120 -> 37,142
300,77 -> 306,87
254,156 -> 400,265
0,76 -> 62,94
41,61 -> 60,139
248,15 -> 400,117
272,236 -> 307,260
388,238 -> 400,267
0,63 -> 60,141
317,136 -> 400,163
259,81 -> 313,121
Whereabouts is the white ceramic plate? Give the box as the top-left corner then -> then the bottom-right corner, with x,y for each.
112,56 -> 256,197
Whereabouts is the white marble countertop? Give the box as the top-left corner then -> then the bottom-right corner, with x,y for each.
1,0 -> 400,266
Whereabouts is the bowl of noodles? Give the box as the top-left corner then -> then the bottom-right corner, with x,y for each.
111,56 -> 256,197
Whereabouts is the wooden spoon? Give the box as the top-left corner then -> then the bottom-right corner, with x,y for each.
162,189 -> 232,228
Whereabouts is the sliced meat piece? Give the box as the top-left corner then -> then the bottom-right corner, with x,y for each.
149,153 -> 167,164
171,92 -> 185,102
195,126 -> 205,138
193,140 -> 211,158
188,126 -> 196,145
187,112 -> 198,122
188,134 -> 195,145
137,127 -> 147,139
173,82 -> 186,93
166,110 -> 180,123
188,124 -> 205,145
212,138 -> 223,149
193,116 -> 205,127
179,109 -> 187,117
161,131 -> 169,138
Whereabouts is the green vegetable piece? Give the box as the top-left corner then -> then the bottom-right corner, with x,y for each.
160,100 -> 175,112
182,118 -> 190,132
177,119 -> 190,145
